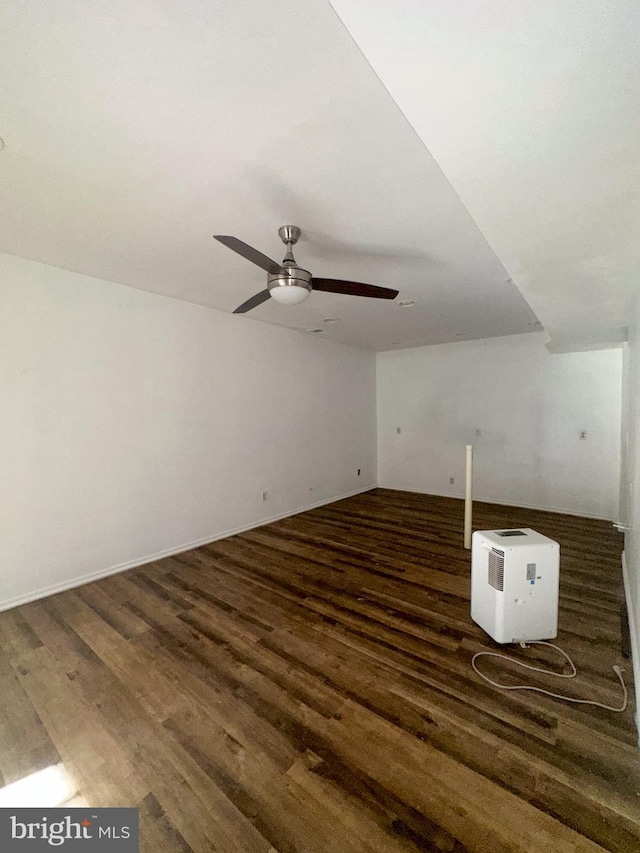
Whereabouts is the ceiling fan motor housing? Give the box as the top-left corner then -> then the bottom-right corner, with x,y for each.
267,266 -> 312,294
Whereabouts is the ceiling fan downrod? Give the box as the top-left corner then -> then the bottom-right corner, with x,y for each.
278,225 -> 301,266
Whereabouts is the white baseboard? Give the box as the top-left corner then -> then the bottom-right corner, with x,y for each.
621,551 -> 640,747
376,485 -> 616,521
0,484 -> 377,614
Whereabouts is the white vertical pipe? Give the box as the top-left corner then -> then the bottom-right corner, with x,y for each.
464,444 -> 473,550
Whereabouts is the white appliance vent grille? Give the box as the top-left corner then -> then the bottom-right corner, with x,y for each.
488,548 -> 505,591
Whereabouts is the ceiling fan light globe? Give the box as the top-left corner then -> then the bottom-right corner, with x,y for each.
269,285 -> 311,305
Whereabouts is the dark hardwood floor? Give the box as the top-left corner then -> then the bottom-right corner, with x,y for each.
0,489 -> 637,852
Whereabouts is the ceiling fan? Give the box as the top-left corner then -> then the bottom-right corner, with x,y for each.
213,225 -> 399,313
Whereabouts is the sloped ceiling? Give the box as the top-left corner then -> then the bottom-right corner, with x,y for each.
4,2 -> 637,353
331,0 -> 640,352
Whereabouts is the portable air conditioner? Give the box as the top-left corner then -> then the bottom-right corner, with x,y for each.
471,528 -> 560,644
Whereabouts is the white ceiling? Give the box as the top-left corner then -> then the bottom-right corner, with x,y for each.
0,0 -> 539,351
3,2 -> 637,353
330,0 -> 640,352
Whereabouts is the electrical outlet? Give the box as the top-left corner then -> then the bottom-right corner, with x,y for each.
261,491 -> 268,501
396,427 -> 401,434
449,477 -> 455,485
357,469 -> 361,476
579,430 -> 587,440
475,428 -> 482,437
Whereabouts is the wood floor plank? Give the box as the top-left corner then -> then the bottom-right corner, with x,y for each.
0,490 -> 635,851
11,645 -> 149,807
0,643 -> 60,787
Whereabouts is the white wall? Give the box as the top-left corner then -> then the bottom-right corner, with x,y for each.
1,253 -> 377,610
620,295 -> 640,731
377,333 -> 621,519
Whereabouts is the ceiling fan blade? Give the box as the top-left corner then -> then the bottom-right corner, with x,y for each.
233,289 -> 272,314
213,235 -> 284,275
311,278 -> 399,300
